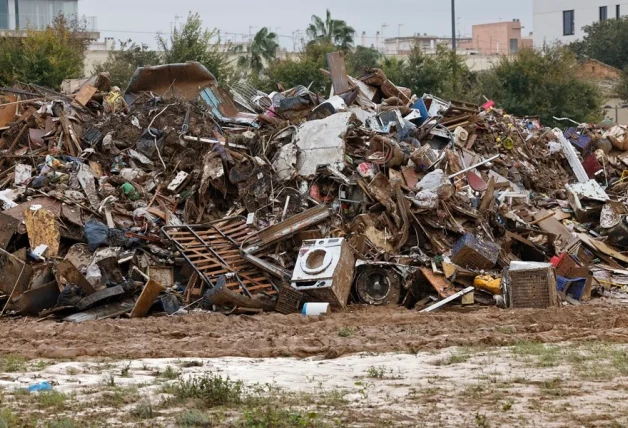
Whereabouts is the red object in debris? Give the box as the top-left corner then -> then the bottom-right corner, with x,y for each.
551,253 -> 566,268
481,100 -> 495,110
582,154 -> 603,179
309,184 -> 324,203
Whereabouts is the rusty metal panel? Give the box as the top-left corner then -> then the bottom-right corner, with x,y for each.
163,218 -> 277,300
125,62 -> 216,101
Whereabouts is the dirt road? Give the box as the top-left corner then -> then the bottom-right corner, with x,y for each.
2,304 -> 628,360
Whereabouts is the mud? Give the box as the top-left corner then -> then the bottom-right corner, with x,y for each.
2,304 -> 628,360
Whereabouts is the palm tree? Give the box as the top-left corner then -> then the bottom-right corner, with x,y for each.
236,27 -> 279,74
306,9 -> 356,49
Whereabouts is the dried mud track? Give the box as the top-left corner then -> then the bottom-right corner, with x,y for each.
2,305 -> 628,360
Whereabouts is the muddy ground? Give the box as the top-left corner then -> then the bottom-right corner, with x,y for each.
2,303 -> 628,360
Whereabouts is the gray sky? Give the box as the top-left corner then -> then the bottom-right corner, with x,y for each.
80,0 -> 533,50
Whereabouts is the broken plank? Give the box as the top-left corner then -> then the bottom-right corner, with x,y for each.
419,267 -> 457,299
130,279 -> 166,318
56,260 -> 97,295
421,286 -> 475,313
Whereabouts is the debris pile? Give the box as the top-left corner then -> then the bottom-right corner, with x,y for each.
1,54 -> 628,322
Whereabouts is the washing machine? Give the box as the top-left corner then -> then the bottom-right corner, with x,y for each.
291,238 -> 355,308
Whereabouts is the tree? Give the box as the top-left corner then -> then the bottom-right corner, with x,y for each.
476,47 -> 602,127
0,15 -> 89,89
346,46 -> 382,76
380,45 -> 472,101
570,17 -> 628,70
93,40 -> 161,88
236,27 -> 279,75
262,41 -> 336,94
157,13 -> 234,84
306,9 -> 355,49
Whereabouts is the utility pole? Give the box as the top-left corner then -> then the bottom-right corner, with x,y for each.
451,0 -> 458,92
451,0 -> 456,54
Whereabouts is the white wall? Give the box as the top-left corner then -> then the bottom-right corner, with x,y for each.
534,0 -> 628,46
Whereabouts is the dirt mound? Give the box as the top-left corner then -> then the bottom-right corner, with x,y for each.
2,304 -> 628,360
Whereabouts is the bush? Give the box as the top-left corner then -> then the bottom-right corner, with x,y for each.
263,41 -> 335,94
93,40 -> 161,89
0,15 -> 89,89
170,373 -> 243,407
476,47 -> 602,127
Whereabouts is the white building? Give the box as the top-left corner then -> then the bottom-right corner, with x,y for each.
534,1 -> 628,46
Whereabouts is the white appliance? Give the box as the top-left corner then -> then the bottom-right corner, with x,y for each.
291,238 -> 355,308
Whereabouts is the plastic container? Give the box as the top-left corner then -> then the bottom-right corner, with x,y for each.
302,302 -> 330,316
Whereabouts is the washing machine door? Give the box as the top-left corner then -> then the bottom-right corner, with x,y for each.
300,248 -> 334,276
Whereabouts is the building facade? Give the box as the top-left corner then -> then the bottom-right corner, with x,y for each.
383,35 -> 472,55
533,0 -> 628,46
458,20 -> 533,55
0,0 -> 96,31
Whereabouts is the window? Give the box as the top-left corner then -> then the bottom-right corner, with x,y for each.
563,10 -> 575,35
600,6 -> 608,21
618,5 -> 622,18
509,38 -> 519,53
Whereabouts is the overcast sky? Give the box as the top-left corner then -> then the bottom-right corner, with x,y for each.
80,0 -> 533,49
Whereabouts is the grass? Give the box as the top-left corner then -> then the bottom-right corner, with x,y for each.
0,356 -> 27,373
366,366 -> 386,379
36,391 -> 68,409
176,409 -> 215,427
131,398 -> 154,420
438,348 -> 473,366
45,419 -> 82,428
100,386 -> 140,409
0,409 -> 17,428
120,362 -> 132,378
539,378 -> 566,398
238,406 -> 324,428
512,341 -> 561,367
337,327 -> 354,338
159,365 -> 180,380
167,372 -> 243,407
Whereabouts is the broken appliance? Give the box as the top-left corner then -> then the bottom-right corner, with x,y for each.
353,262 -> 403,306
291,238 -> 355,308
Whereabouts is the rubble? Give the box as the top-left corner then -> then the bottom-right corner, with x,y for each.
2,55 -> 628,321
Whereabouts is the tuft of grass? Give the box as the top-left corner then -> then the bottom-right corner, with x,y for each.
0,356 -> 27,373
120,362 -> 132,378
101,386 -> 140,409
366,366 -> 386,379
168,373 -> 243,407
539,378 -> 566,397
439,349 -> 472,366
36,391 -> 68,409
160,365 -> 180,380
131,398 -> 154,420
0,408 -> 17,428
103,373 -> 115,387
502,400 -> 513,411
238,406 -> 322,428
45,419 -> 81,428
475,413 -> 490,428
337,327 -> 354,338
512,341 -> 560,367
176,409 -> 214,427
